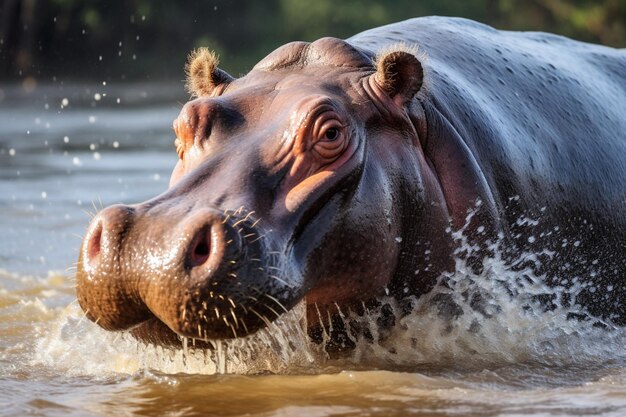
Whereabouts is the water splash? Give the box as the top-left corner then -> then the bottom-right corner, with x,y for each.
31,299 -> 319,376
334,208 -> 626,369
23,207 -> 626,376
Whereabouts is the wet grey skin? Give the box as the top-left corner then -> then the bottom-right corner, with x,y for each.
76,16 -> 626,347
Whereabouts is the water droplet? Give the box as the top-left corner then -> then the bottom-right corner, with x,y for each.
395,236 -> 402,243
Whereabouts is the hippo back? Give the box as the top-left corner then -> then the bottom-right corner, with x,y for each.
350,17 -> 626,212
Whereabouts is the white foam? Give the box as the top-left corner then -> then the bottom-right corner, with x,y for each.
32,299 -> 319,376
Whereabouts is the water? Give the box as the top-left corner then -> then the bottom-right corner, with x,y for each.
1,82 -> 626,416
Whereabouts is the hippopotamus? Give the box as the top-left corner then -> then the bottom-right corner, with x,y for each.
76,16 -> 626,348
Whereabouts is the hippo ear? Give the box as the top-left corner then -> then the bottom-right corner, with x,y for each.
374,50 -> 424,106
185,47 -> 235,98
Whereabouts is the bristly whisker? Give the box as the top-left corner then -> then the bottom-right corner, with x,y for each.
269,274 -> 295,289
262,302 -> 282,319
249,234 -> 265,243
249,307 -> 272,328
240,317 -> 249,334
81,209 -> 96,220
229,323 -> 238,338
229,308 -> 239,329
264,293 -> 289,313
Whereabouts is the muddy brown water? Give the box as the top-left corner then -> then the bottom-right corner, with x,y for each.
1,83 -> 625,417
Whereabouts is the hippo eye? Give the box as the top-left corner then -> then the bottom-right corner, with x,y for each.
323,127 -> 339,141
314,121 -> 347,161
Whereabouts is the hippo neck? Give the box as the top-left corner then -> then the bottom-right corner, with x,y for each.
416,95 -> 500,235
383,96 -> 502,299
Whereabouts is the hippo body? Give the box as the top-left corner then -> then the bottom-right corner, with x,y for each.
353,17 -> 626,324
77,17 -> 626,348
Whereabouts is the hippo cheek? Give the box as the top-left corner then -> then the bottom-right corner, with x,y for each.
304,225 -> 398,314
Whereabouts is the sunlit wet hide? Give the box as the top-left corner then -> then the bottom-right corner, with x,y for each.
2,14 -> 626,417
2,80 -> 626,416
76,17 -> 626,348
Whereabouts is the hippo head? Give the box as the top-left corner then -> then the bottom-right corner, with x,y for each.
76,38 -> 451,345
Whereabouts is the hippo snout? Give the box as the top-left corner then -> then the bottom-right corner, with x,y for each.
78,204 -> 151,331
76,204 -> 298,342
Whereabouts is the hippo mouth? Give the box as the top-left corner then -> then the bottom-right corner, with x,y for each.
127,296 -> 311,350
76,205 -> 305,344
130,316 -> 197,347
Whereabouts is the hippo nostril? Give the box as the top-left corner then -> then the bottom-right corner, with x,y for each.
87,220 -> 103,262
193,240 -> 210,263
190,228 -> 212,267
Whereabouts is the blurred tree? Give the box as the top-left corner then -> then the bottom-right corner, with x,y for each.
0,0 -> 623,81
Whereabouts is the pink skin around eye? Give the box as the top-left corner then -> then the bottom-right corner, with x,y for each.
283,137 -> 357,212
281,115 -> 356,214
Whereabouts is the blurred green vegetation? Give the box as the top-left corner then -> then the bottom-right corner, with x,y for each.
0,0 -> 624,81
